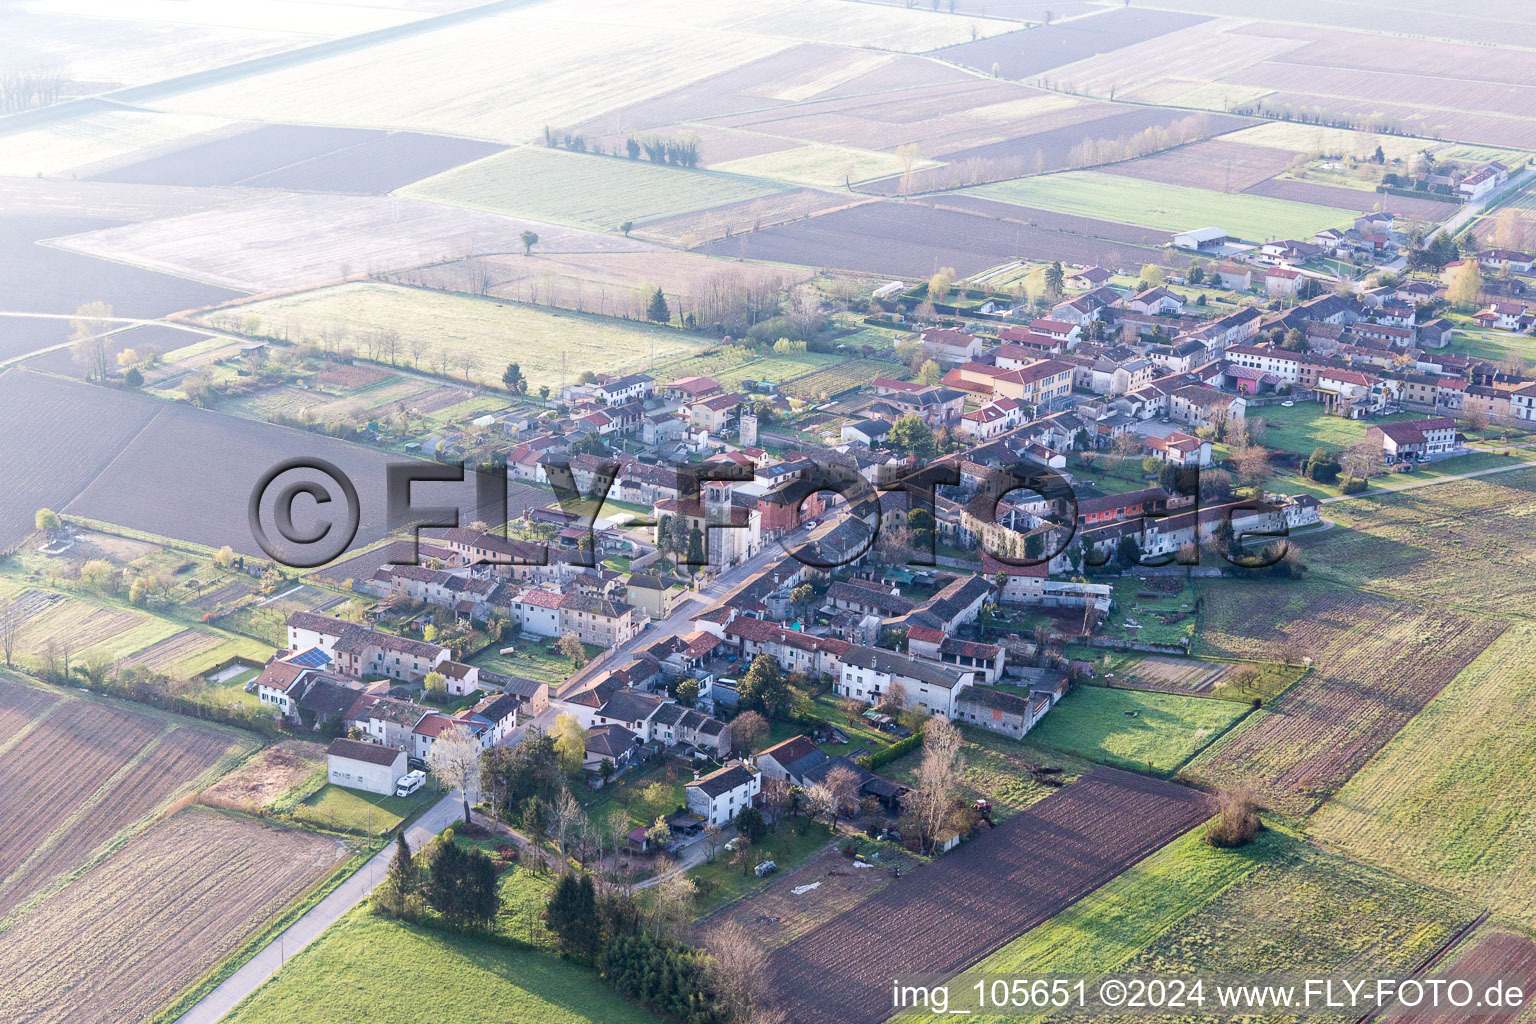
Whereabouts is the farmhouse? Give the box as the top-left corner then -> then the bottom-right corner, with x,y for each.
684,760 -> 761,827
919,328 -> 984,364
326,737 -> 406,796
952,685 -> 1049,740
1365,417 -> 1457,462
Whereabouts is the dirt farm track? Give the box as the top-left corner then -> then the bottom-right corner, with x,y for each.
765,767 -> 1213,1024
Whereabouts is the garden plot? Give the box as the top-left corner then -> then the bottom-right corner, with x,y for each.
201,740 -> 327,814
0,584 -> 182,667
0,808 -> 342,1024
47,192 -> 656,292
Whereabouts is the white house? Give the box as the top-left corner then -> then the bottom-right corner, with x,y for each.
511,586 -> 563,637
327,737 -> 406,796
684,760 -> 761,827
835,645 -> 975,719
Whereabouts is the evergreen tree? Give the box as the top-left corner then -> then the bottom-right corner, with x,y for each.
647,287 -> 671,324
426,840 -> 499,928
502,362 -> 525,392
371,833 -> 420,919
685,526 -> 705,569
546,872 -> 601,957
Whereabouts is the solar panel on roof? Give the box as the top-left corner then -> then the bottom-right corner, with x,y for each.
289,647 -> 332,668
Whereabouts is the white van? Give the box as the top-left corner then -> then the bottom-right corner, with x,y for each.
395,770 -> 426,798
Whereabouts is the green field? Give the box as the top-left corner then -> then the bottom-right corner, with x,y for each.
222,908 -> 658,1024
1311,624 -> 1536,924
915,826 -> 1469,1022
1304,466 -> 1536,613
1024,686 -> 1249,775
215,283 -> 708,390
469,637 -> 601,687
401,146 -> 789,231
651,345 -> 847,390
881,725 -> 1091,822
966,170 -> 1350,241
1248,402 -> 1419,455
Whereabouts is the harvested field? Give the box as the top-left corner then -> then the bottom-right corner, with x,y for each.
0,674 -> 255,919
1228,121 -> 1461,162
701,199 -> 1179,278
0,583 -> 180,667
0,370 -> 501,559
306,540 -> 423,586
1135,0 -> 1536,49
1183,578 -> 1507,816
701,77 -> 1083,161
48,192 -> 655,292
94,123 -> 505,193
403,249 -> 812,319
401,146 -> 789,230
934,107 -> 1251,173
639,187 -> 859,246
933,8 -> 1210,80
764,767 -> 1211,1024
1104,139 -> 1296,191
0,808 -> 342,1024
202,740 -> 328,814
966,169 -> 1350,240
1383,928 -> 1536,1024
0,215 -> 241,323
1311,624 -> 1536,925
1304,468 -> 1536,615
713,143 -> 932,188
215,282 -> 708,390
147,2 -> 815,143
1243,177 -> 1456,221
0,108 -> 236,178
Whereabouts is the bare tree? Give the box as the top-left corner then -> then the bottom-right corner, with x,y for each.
823,764 -> 861,822
902,716 -> 963,853
548,788 -> 585,864
703,822 -> 725,862
426,723 -> 483,823
876,681 -> 909,716
459,351 -> 480,384
70,301 -> 114,381
762,777 -> 791,828
731,709 -> 768,755
650,872 -> 696,937
0,603 -> 24,668
408,336 -> 428,368
704,920 -> 776,1023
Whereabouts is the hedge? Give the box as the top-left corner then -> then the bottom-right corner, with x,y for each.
859,726 -> 925,771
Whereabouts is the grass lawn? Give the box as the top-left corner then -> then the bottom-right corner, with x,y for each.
212,283 -> 710,391
686,820 -> 834,916
469,636 -> 600,688
1446,327 -> 1536,365
581,760 -> 690,831
1023,685 -> 1251,776
1097,576 -> 1197,648
966,170 -> 1350,240
1252,402 -> 1419,456
221,908 -> 658,1024
1311,623 -> 1536,927
291,783 -> 437,838
881,725 -> 1092,823
401,146 -> 789,231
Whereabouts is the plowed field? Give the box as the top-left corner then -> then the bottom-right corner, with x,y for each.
765,767 -> 1211,1024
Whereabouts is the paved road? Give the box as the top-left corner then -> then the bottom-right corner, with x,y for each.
173,792 -> 465,1024
1429,165 -> 1536,242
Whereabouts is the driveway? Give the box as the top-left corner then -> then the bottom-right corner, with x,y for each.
172,792 -> 465,1024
